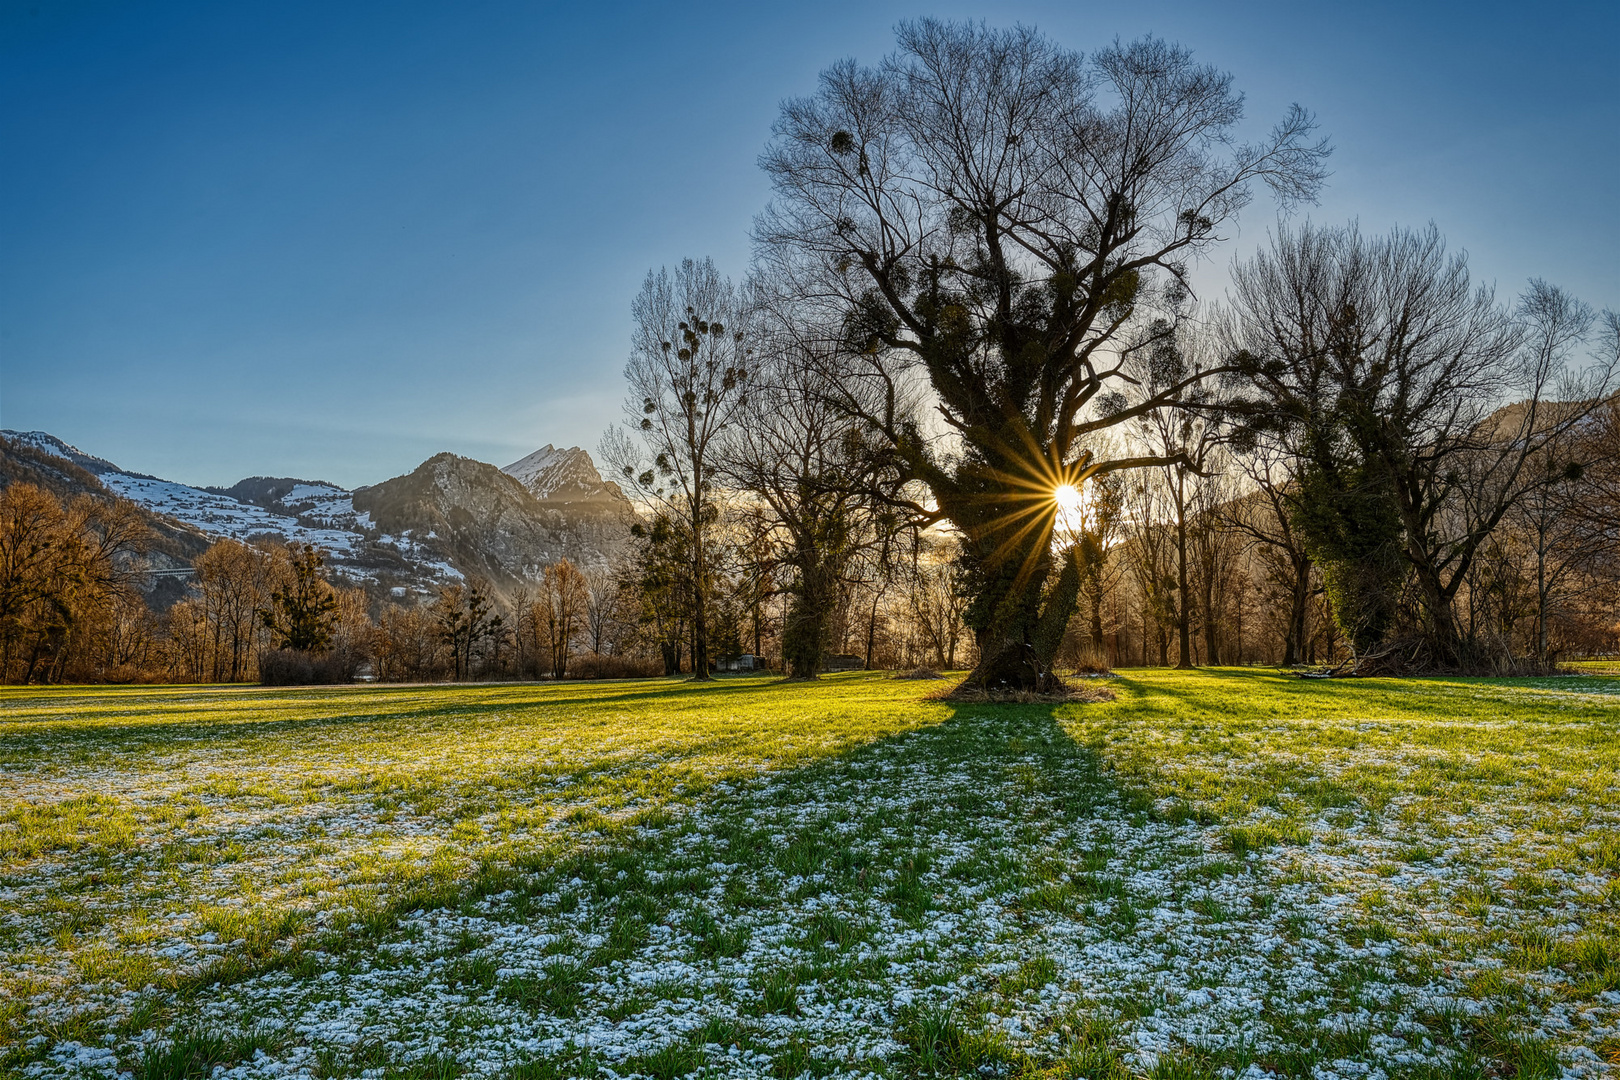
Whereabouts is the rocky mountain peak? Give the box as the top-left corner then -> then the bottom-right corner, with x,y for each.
501,445 -> 629,510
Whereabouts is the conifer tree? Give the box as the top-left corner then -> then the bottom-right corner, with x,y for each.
260,544 -> 339,653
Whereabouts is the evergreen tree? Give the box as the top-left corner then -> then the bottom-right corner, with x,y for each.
260,544 -> 339,653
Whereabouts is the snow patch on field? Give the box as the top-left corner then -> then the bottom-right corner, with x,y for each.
4,681 -> 1617,1078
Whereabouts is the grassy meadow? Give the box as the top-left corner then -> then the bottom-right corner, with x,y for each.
1,670 -> 1617,1079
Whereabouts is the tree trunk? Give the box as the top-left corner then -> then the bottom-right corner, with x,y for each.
1536,529 -> 1550,667
863,584 -> 886,671
784,559 -> 834,680
690,588 -> 709,679
1201,569 -> 1219,667
753,592 -> 763,659
1285,554 -> 1310,666
689,480 -> 711,681
1088,568 -> 1105,656
1234,577 -> 1245,664
959,526 -> 1079,691
1174,475 -> 1193,669
1410,556 -> 1464,668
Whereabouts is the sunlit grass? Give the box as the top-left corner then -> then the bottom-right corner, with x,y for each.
2,668 -> 1616,1078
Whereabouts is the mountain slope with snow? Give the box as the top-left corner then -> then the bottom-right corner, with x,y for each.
4,430 -> 128,476
2,431 -> 630,597
501,444 -> 631,511
356,452 -> 629,583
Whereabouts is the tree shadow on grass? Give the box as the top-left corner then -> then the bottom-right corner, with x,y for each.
160,692 -> 1115,984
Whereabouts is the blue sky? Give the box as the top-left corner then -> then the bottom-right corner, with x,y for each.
2,0 -> 1616,488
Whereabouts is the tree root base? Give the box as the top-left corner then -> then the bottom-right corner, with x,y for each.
932,679 -> 1116,704
1292,635 -> 1573,678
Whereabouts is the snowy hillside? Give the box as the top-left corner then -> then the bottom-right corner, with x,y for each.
97,473 -> 366,555
208,476 -> 361,528
4,430 -> 124,475
3,430 -> 458,587
3,431 -> 629,593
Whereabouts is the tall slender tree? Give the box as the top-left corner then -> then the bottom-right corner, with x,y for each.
537,558 -> 588,679
604,258 -> 754,681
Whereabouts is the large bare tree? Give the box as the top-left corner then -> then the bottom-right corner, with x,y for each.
755,20 -> 1329,688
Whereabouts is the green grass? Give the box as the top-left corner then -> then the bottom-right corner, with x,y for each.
2,668 -> 1617,1078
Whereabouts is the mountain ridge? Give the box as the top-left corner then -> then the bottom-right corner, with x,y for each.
1,430 -> 633,598
501,444 -> 629,511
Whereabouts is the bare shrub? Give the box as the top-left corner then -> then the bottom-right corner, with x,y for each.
934,680 -> 1116,704
565,654 -> 665,680
1069,646 -> 1114,676
259,649 -> 354,686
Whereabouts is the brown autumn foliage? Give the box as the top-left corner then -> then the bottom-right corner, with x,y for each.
0,483 -> 152,683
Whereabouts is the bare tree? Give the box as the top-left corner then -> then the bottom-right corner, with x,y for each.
1570,314 -> 1620,546
376,603 -> 446,681
1121,476 -> 1179,665
537,558 -> 588,678
1128,323 -> 1228,668
720,320 -> 898,678
1505,309 -> 1620,664
0,484 -> 151,683
434,581 -> 499,681
580,566 -> 623,657
726,505 -> 782,662
604,258 -> 754,681
1228,224 -> 1616,668
195,539 -> 274,682
1223,442 -> 1315,666
1054,461 -> 1125,667
900,534 -> 967,670
1188,456 -> 1243,665
756,20 -> 1328,689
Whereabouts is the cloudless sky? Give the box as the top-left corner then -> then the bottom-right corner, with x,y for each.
2,0 -> 1616,488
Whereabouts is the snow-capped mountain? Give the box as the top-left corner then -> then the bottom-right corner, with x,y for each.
1,431 -> 631,597
501,444 -> 631,511
357,453 -> 628,582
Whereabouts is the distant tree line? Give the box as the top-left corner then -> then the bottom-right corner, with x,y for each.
0,471 -> 984,684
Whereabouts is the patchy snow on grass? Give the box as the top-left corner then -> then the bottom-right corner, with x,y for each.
2,672 -> 1616,1078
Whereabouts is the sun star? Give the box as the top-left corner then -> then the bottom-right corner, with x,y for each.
1053,484 -> 1085,517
